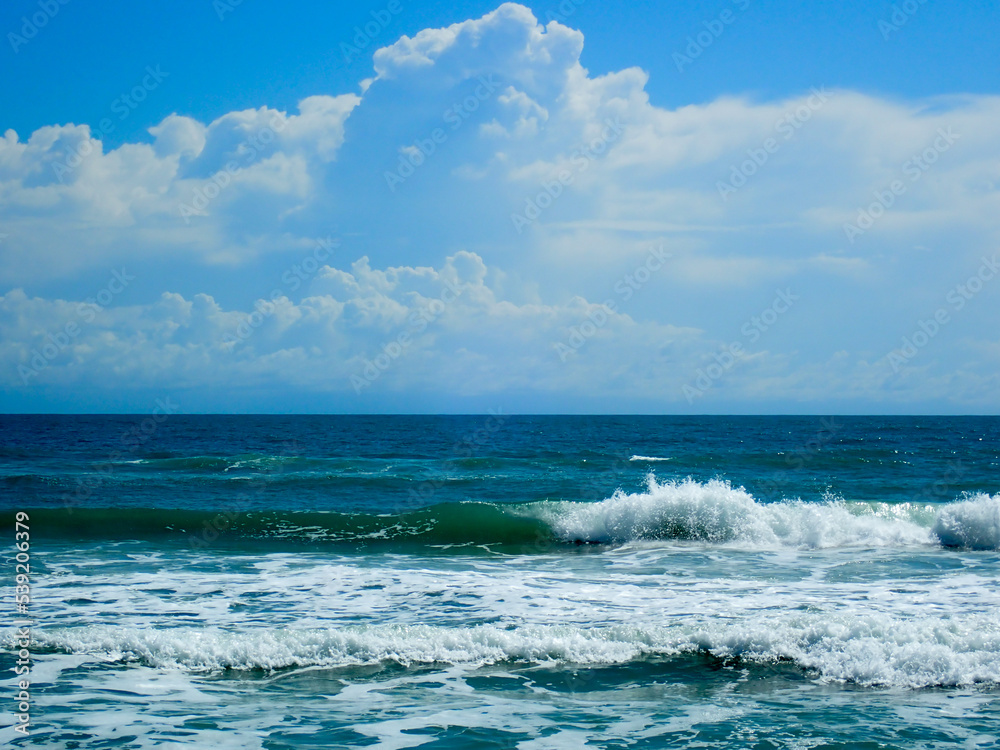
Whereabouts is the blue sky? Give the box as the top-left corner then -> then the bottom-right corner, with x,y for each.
1,0 -> 998,413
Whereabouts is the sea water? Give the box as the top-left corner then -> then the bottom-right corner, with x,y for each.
1,415 -> 999,748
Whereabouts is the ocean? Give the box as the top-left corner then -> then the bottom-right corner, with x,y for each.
2,414 -> 999,748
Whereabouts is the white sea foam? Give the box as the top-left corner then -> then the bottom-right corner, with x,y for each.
933,493 -> 1000,550
629,455 -> 673,462
524,476 -> 938,548
19,615 -> 1000,688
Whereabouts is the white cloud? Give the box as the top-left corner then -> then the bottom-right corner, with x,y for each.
0,93 -> 359,281
1,3 -> 998,409
4,248 -> 996,409
0,252 -> 708,402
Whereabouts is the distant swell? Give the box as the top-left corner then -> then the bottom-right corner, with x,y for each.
17,616 -> 1000,688
25,504 -> 551,548
22,477 -> 1000,550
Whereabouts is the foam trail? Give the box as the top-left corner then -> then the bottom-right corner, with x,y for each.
630,455 -> 673,462
17,616 -> 1000,688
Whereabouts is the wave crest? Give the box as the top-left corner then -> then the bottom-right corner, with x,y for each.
932,493 -> 1000,550
18,617 -> 1000,688
18,478 -> 1000,550
524,476 -> 935,548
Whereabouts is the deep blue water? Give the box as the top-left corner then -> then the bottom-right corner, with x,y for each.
2,415 -> 999,747
4,414 -> 997,512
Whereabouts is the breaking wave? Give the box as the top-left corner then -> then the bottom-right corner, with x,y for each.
22,477 -> 1000,550
18,615 -> 1000,688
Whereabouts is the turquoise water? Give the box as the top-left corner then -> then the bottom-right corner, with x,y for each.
2,415 -> 1000,747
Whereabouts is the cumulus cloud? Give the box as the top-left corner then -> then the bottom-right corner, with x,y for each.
1,3 -> 998,410
0,92 -> 360,280
3,248 -> 996,410
0,252 -> 706,401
